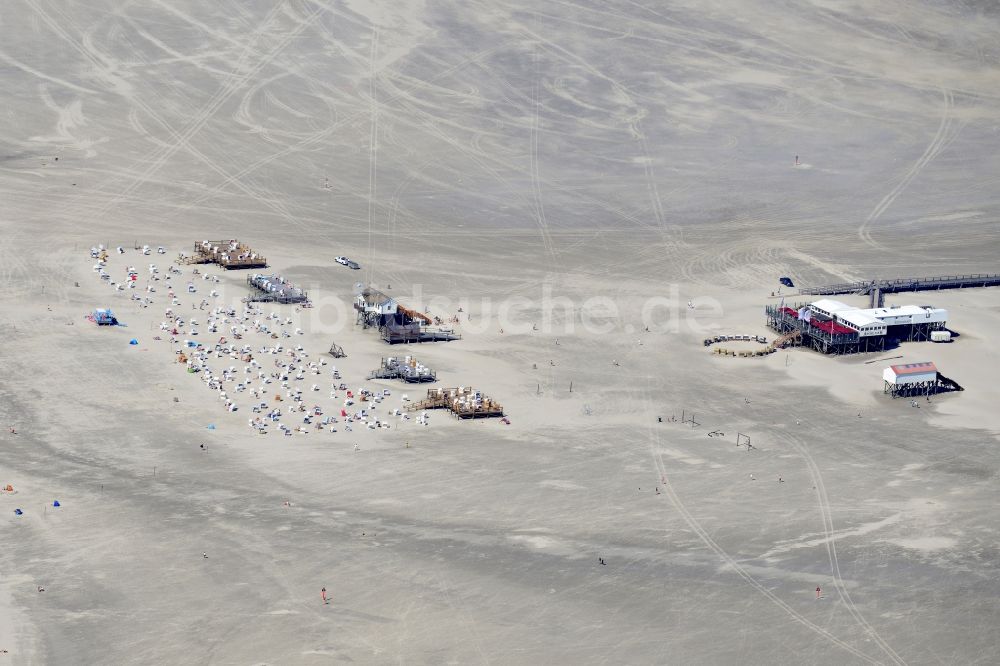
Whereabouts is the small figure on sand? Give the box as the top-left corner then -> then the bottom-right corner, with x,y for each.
321,587 -> 328,604
815,586 -> 821,599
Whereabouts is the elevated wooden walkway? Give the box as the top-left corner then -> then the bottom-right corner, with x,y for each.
799,273 -> 1000,306
770,329 -> 802,350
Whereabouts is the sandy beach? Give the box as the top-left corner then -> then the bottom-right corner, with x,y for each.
2,1 -> 1000,664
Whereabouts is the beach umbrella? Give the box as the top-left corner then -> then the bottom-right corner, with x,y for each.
206,424 -> 216,430
14,508 -> 23,516
52,500 -> 60,507
129,338 -> 139,345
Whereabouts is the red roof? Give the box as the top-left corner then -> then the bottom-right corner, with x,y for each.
780,307 -> 799,318
890,362 -> 937,376
810,319 -> 854,335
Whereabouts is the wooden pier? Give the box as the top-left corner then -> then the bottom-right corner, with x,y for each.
799,273 -> 1000,307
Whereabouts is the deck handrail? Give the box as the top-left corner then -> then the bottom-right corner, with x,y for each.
798,273 -> 1000,296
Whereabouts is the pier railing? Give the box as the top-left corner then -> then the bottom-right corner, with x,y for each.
799,273 -> 1000,296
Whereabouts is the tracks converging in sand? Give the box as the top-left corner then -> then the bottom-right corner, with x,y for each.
643,376 -> 897,664
647,444 -> 882,664
775,431 -> 907,666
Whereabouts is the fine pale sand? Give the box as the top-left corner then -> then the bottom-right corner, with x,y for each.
2,1 -> 1000,664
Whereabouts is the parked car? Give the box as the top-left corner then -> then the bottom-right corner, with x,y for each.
335,256 -> 349,266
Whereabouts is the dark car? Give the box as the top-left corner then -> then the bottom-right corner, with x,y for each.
779,276 -> 794,287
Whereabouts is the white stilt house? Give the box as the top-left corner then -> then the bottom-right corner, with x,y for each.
883,362 -> 938,398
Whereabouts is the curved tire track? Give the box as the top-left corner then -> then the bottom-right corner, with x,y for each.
858,88 -> 953,249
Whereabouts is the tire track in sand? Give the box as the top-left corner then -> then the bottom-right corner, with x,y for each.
366,29 -> 379,286
90,2 -> 326,219
178,42 -> 510,213
858,88 -> 954,250
26,0 -> 304,226
529,50 -> 559,268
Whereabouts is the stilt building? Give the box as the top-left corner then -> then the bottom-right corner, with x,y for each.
765,299 -> 948,355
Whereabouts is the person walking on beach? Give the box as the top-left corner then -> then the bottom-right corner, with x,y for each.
321,587 -> 328,604
815,586 -> 821,599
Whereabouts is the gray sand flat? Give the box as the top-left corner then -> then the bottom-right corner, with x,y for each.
1,1 -> 999,664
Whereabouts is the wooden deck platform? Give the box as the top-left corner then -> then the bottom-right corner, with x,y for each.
408,386 -> 503,419
367,356 -> 436,383
245,274 -> 309,304
183,240 -> 267,270
382,328 -> 462,344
